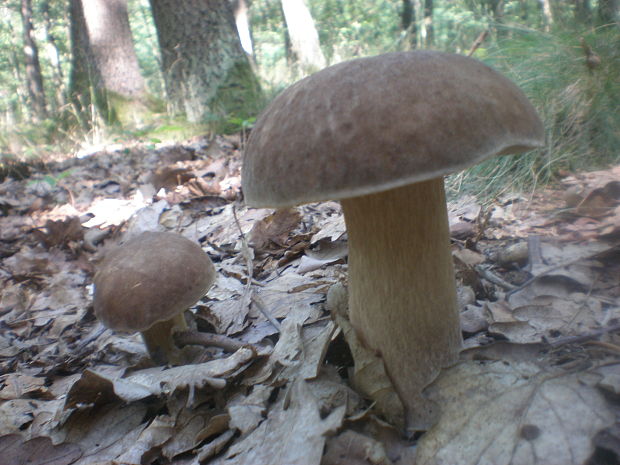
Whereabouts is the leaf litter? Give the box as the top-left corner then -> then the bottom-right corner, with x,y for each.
0,136 -> 618,464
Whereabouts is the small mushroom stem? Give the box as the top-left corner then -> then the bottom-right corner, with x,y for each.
340,178 -> 462,429
140,312 -> 188,365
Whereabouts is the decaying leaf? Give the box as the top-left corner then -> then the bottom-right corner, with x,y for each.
228,384 -> 273,434
248,208 -> 302,252
323,430 -> 393,465
417,358 -> 615,465
327,283 -> 405,429
65,347 -> 255,407
215,379 -> 345,465
51,403 -> 149,465
0,434 -> 82,465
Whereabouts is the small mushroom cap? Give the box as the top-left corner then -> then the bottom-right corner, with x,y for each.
242,51 -> 544,208
93,231 -> 215,332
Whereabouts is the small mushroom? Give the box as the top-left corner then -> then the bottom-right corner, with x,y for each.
93,231 -> 215,365
242,51 -> 544,428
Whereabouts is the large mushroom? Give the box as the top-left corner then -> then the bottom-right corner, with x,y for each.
93,231 -> 216,365
242,51 -> 544,428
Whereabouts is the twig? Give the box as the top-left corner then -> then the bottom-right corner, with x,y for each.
467,30 -> 489,57
174,330 -> 249,353
475,265 -> 517,291
232,203 -> 280,332
251,295 -> 281,331
233,202 -> 255,311
506,254 -> 603,298
525,235 -> 542,273
549,323 -> 620,348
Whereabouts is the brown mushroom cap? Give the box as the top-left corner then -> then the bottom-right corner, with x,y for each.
242,50 -> 544,207
94,231 -> 215,333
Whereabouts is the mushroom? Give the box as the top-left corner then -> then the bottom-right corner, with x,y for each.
241,51 -> 544,428
93,231 -> 215,365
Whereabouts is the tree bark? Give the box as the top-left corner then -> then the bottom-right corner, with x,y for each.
280,0 -> 326,73
69,0 -> 146,124
422,0 -> 433,47
401,0 -> 417,49
232,0 -> 254,56
20,0 -> 47,121
42,1 -> 65,113
540,0 -> 554,31
150,0 -> 262,124
598,0 -> 619,24
574,0 -> 591,23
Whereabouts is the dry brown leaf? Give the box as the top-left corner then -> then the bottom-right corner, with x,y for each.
417,359 -> 614,465
0,399 -> 53,435
323,430 -> 393,465
248,208 -> 302,252
0,374 -> 49,400
65,347 -> 254,408
228,384 -> 273,434
327,283 -> 405,429
0,433 -> 82,465
51,404 -> 149,465
214,379 -> 345,465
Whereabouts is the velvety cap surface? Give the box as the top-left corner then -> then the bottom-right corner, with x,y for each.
94,231 -> 215,332
242,51 -> 544,208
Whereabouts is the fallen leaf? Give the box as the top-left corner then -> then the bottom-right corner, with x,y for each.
323,430 -> 393,465
327,283 -> 405,429
0,434 -> 82,465
248,208 -> 302,253
417,359 -> 614,465
215,379 -> 345,465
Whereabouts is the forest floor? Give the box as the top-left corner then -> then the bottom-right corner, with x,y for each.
0,135 -> 619,465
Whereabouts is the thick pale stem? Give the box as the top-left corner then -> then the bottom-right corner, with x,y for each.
140,311 -> 188,365
341,178 -> 462,429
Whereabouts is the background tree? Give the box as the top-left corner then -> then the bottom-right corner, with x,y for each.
69,0 -> 147,125
149,0 -> 262,124
280,0 -> 326,73
598,0 -> 619,24
232,0 -> 254,56
41,1 -> 66,114
422,0 -> 434,46
400,0 -> 418,49
20,0 -> 47,121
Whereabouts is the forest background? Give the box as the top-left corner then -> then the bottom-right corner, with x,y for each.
0,0 -> 619,195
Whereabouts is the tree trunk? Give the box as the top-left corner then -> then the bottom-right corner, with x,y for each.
401,0 -> 417,49
20,0 -> 47,121
490,0 -> 506,38
42,1 -> 65,113
280,0 -> 326,73
422,0 -> 433,47
540,0 -> 554,31
69,0 -> 147,124
598,0 -> 619,24
232,0 -> 254,56
150,0 -> 262,124
574,0 -> 591,23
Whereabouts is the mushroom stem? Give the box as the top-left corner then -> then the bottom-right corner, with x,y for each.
340,178 -> 462,429
140,312 -> 188,365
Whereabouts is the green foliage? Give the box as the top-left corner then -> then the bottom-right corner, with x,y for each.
0,0 -> 617,199
450,25 -> 620,199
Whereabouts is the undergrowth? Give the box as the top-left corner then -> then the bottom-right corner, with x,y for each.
448,25 -> 620,200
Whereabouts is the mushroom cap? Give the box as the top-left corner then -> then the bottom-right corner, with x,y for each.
93,231 -> 215,332
242,51 -> 544,208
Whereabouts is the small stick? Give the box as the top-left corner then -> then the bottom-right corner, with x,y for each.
506,253 -> 604,298
232,202 -> 255,313
468,30 -> 489,57
252,295 -> 281,331
174,330 -> 249,353
475,265 -> 517,291
549,323 -> 620,348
